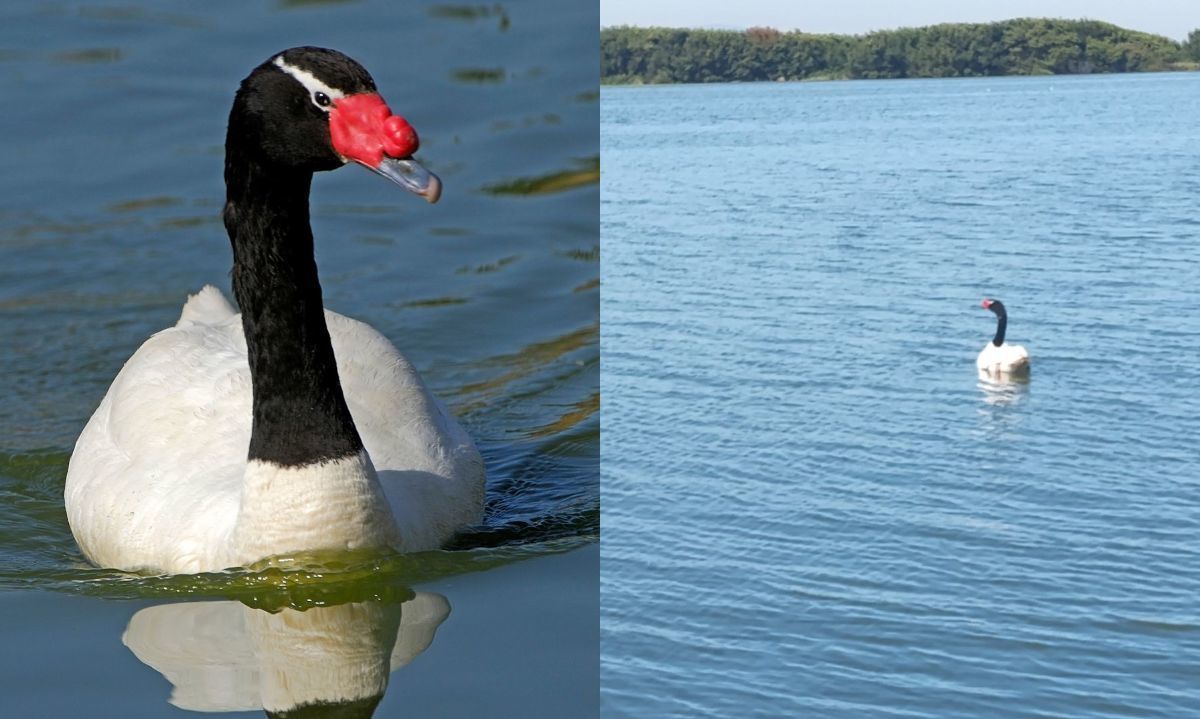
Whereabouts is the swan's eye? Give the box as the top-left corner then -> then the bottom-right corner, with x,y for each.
314,92 -> 331,108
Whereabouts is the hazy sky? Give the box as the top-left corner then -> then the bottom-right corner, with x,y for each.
600,0 -> 1200,41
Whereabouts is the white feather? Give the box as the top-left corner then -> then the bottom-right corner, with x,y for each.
65,285 -> 484,574
272,55 -> 347,106
976,342 -> 1030,375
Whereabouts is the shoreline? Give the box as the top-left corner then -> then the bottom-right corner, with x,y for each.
601,66 -> 1200,88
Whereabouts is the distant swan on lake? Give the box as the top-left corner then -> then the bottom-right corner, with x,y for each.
977,298 -> 1030,376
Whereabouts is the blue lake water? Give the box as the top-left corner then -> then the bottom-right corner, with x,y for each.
0,1 -> 597,716
601,74 -> 1200,717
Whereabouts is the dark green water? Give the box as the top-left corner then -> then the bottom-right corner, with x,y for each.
0,1 -> 597,715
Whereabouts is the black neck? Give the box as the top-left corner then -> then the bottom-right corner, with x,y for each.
224,154 -> 363,466
992,310 -> 1007,347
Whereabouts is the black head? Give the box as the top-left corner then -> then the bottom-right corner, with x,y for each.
225,47 -> 440,201
228,47 -> 374,171
981,298 -> 1007,317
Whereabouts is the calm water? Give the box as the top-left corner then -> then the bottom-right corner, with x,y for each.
0,1 -> 597,716
602,74 -> 1200,717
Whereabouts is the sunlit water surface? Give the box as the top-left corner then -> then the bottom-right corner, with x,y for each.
0,1 -> 597,716
602,74 -> 1200,717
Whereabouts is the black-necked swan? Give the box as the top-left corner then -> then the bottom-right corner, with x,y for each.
64,47 -> 485,574
976,298 -> 1030,375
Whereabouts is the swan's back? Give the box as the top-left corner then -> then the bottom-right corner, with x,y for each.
976,342 -> 1030,374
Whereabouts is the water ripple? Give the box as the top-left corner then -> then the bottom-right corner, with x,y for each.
602,74 -> 1200,718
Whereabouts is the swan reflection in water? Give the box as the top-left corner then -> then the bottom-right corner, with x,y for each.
122,590 -> 448,717
976,368 -> 1030,407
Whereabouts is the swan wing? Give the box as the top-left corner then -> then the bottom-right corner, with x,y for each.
976,342 -> 1030,373
327,310 -> 486,551
176,284 -> 237,327
66,295 -> 251,572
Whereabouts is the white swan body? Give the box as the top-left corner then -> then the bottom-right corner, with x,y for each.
65,286 -> 485,574
976,341 -> 1030,375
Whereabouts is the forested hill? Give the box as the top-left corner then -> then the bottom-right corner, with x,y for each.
602,19 -> 1200,84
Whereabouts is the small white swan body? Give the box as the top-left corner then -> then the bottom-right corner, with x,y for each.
976,342 -> 1030,375
65,286 -> 485,574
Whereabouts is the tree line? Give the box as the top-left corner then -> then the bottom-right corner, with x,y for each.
602,19 -> 1200,84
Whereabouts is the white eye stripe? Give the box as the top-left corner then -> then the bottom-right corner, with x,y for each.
272,55 -> 347,110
